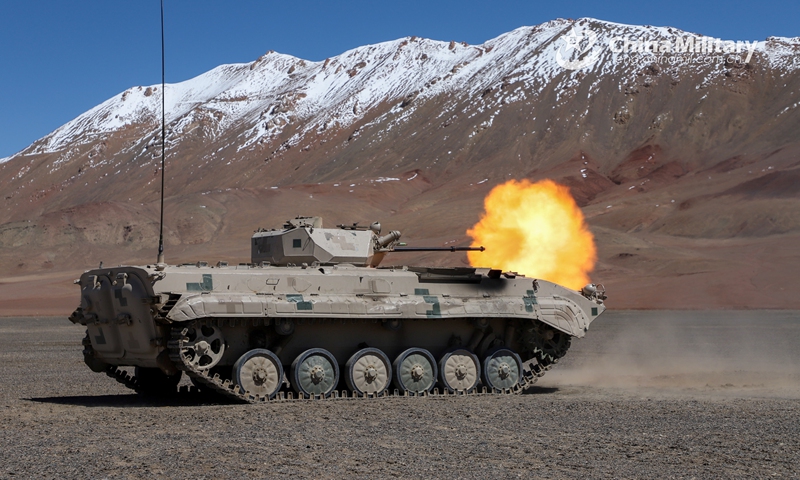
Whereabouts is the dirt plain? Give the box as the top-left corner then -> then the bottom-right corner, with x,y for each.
1,22 -> 798,478
0,311 -> 797,479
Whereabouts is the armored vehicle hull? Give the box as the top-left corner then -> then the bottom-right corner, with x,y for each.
70,218 -> 606,401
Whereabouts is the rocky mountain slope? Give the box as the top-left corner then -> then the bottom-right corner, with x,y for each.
1,17 -> 799,312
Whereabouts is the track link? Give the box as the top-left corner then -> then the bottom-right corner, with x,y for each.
164,322 -> 556,403
91,323 -> 558,403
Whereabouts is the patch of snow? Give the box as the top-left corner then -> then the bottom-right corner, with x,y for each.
15,17 -> 799,166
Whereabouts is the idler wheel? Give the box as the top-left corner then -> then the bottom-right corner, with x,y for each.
233,349 -> 284,399
345,347 -> 392,396
291,348 -> 339,397
393,348 -> 437,394
438,348 -> 480,393
180,324 -> 226,370
482,347 -> 523,391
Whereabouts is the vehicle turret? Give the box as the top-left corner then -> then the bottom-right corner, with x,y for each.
251,216 -> 395,267
251,216 -> 482,267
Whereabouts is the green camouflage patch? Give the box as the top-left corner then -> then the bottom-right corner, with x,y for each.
422,295 -> 441,318
287,294 -> 313,311
186,274 -> 213,291
523,289 -> 538,313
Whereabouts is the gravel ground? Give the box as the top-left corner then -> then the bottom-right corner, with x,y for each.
0,312 -> 798,479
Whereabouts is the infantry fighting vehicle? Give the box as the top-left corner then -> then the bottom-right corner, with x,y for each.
69,216 -> 606,402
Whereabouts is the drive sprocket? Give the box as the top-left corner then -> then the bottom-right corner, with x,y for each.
520,320 -> 572,365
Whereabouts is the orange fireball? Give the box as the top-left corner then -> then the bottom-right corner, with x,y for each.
467,179 -> 596,290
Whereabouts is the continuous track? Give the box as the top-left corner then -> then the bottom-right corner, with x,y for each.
96,321 -> 560,403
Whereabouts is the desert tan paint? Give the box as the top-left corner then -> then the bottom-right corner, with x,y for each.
69,217 -> 606,398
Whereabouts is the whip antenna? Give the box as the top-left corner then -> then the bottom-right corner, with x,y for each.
156,0 -> 166,266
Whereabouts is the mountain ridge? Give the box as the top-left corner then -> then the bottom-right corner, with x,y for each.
1,17 -> 799,312
17,18 -> 799,160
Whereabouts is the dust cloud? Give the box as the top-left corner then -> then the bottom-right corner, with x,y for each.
538,310 -> 800,398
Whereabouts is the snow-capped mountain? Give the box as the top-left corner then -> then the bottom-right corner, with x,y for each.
1,18 -> 799,309
23,18 -> 800,159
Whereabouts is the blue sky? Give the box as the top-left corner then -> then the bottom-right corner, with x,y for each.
1,0 -> 797,158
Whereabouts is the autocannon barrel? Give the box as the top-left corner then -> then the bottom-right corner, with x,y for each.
392,246 -> 485,252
